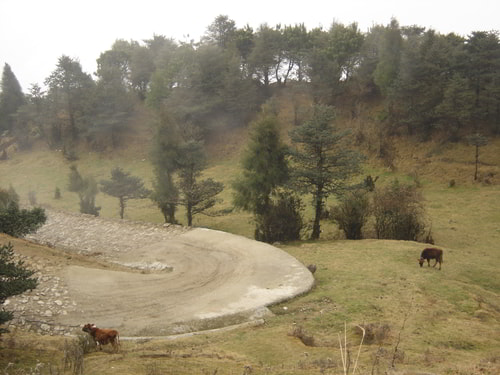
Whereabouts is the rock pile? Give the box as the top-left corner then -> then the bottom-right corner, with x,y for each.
5,252 -> 79,336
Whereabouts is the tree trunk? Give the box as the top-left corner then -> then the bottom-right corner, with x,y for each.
311,190 -> 323,240
187,202 -> 193,226
161,203 -> 176,224
474,144 -> 479,181
119,197 -> 125,219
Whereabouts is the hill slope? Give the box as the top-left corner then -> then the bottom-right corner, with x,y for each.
0,95 -> 499,374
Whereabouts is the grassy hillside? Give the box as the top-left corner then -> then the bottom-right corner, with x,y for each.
1,97 -> 499,374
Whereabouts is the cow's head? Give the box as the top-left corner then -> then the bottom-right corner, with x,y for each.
82,323 -> 95,333
418,258 -> 424,267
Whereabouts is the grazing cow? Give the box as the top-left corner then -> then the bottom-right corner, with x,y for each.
418,248 -> 443,270
82,323 -> 120,351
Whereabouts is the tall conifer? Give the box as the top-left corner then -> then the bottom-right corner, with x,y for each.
0,63 -> 25,132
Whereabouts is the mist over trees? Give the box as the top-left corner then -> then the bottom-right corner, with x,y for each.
0,15 -> 499,237
0,16 -> 498,152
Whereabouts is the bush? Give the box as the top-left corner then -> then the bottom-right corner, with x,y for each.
331,189 -> 371,239
68,166 -> 101,216
354,323 -> 391,345
255,191 -> 304,243
63,334 -> 92,374
0,187 -> 46,237
54,186 -> 61,199
373,180 -> 426,241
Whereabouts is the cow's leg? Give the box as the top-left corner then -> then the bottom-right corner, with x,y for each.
433,259 -> 437,267
427,259 -> 430,267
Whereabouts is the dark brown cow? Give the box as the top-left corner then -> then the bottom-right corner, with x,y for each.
418,248 -> 443,270
82,323 -> 120,351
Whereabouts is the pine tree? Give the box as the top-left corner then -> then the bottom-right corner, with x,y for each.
0,63 -> 25,132
0,242 -> 38,333
233,114 -> 289,215
175,137 -> 224,226
0,187 -> 46,237
466,133 -> 489,181
289,105 -> 363,239
150,112 -> 180,224
100,167 -> 151,219
233,112 -> 300,241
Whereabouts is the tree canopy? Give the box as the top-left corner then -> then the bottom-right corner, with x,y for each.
2,16 -> 498,153
289,105 -> 363,239
0,63 -> 25,133
100,167 -> 151,219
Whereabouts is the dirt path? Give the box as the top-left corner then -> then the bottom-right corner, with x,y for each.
11,210 -> 314,336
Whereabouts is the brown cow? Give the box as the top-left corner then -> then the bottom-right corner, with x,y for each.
82,323 -> 120,351
418,248 -> 443,270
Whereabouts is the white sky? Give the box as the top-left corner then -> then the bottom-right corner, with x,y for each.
1,0 -> 499,91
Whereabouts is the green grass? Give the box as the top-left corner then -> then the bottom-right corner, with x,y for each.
1,143 -> 500,374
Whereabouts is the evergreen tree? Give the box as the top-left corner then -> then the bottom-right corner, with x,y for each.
44,55 -> 95,145
0,187 -> 46,237
308,22 -> 364,102
289,105 -> 363,239
233,112 -> 303,242
204,15 -> 237,49
0,242 -> 38,334
466,133 -> 489,181
175,135 -> 224,226
465,31 -> 500,127
100,167 -> 151,219
150,112 -> 180,224
0,63 -> 25,133
233,113 -> 290,219
373,19 -> 402,96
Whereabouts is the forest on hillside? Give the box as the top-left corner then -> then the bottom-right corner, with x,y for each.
0,15 -> 499,154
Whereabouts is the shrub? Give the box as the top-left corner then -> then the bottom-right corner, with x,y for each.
378,137 -> 398,170
330,189 -> 371,239
354,323 -> 391,345
63,334 -> 92,374
54,187 -> 61,199
373,180 -> 426,241
255,191 -> 304,243
0,188 -> 46,237
68,165 -> 101,216
364,175 -> 378,192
